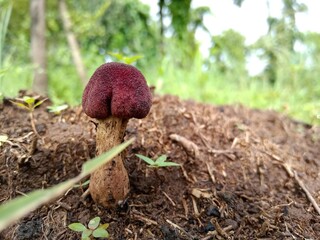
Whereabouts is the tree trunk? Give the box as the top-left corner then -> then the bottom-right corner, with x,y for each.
59,0 -> 87,85
30,0 -> 48,95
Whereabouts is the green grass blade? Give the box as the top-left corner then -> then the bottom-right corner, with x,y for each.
82,138 -> 134,175
135,154 -> 155,166
0,138 -> 134,231
9,101 -> 30,111
159,162 -> 181,167
0,178 -> 78,232
155,155 -> 167,164
33,98 -> 47,108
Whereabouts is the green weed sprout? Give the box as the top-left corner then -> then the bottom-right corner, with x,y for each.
135,154 -> 180,168
10,96 -> 47,136
47,104 -> 68,114
68,217 -> 109,240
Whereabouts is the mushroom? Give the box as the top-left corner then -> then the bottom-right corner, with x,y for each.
82,62 -> 152,208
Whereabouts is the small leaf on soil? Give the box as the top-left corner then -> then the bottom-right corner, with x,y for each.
23,96 -> 35,105
82,229 -> 93,238
9,101 -> 30,111
88,217 -> 100,230
136,154 -> 155,166
68,223 -> 87,232
155,155 -> 167,164
100,223 -> 109,229
93,228 -> 109,238
158,161 -> 180,167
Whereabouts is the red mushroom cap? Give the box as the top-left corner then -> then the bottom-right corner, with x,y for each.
82,62 -> 152,120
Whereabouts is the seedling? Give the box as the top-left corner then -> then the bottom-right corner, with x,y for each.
136,154 -> 180,168
10,96 -> 47,136
68,217 -> 109,240
47,104 -> 68,114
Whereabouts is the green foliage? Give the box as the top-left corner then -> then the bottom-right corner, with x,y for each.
83,0 -> 160,65
1,0 -> 319,126
209,30 -> 247,75
68,217 -> 109,240
47,104 -> 68,114
0,1 -> 12,91
168,0 -> 191,40
0,138 -> 134,231
10,96 -> 47,113
136,154 -> 180,168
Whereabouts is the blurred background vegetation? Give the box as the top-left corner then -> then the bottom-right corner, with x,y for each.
0,0 -> 319,124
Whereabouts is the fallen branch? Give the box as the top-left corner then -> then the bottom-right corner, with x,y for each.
294,171 -> 320,215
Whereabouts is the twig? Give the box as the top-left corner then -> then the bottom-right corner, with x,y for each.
294,171 -> 320,215
191,196 -> 200,217
207,149 -> 235,154
166,219 -> 195,240
282,162 -> 294,177
56,201 -> 72,211
206,162 -> 216,183
132,211 -> 158,226
180,164 -> 194,183
210,218 -> 230,239
231,137 -> 238,149
15,190 -> 28,197
182,198 -> 189,218
162,191 -> 176,207
80,188 -> 90,200
201,225 -> 233,240
280,161 -> 320,215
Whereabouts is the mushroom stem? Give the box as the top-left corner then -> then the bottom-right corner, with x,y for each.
89,117 -> 129,207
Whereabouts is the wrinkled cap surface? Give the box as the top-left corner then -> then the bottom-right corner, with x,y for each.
82,62 -> 152,119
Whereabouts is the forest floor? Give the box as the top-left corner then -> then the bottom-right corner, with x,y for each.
1,93 -> 320,240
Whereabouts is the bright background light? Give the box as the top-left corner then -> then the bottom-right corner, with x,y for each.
140,0 -> 320,75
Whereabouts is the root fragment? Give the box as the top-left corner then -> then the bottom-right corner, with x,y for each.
169,134 -> 200,158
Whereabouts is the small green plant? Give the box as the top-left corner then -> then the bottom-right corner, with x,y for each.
10,96 -> 47,136
135,154 -> 180,168
0,139 -> 134,232
47,104 -> 68,114
68,217 -> 109,240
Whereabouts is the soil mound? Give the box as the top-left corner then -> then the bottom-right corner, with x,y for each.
1,95 -> 319,239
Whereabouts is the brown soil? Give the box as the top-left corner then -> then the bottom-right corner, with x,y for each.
1,93 -> 320,240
